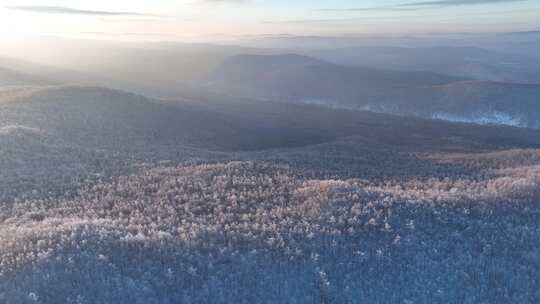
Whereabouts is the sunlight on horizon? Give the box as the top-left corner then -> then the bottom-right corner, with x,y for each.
0,0 -> 539,42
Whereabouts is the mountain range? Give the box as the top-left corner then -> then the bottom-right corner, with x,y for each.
206,54 -> 540,128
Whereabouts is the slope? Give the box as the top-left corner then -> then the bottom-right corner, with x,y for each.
205,54 -> 540,128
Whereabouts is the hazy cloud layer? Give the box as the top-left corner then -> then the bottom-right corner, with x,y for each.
320,0 -> 527,12
401,0 -> 527,8
6,6 -> 160,17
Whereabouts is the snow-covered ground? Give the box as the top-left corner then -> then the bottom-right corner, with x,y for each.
432,111 -> 526,127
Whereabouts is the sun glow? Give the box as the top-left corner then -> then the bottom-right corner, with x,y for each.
0,0 -> 538,42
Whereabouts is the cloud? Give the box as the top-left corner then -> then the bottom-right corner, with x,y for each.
261,19 -> 356,25
320,0 -> 527,12
400,0 -> 527,8
6,5 -> 161,17
202,0 -> 250,2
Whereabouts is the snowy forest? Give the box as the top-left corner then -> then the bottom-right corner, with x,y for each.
1,84 -> 540,303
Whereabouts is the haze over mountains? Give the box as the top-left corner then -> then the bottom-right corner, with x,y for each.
0,67 -> 53,87
308,45 -> 540,83
2,34 -> 539,128
206,53 -> 540,128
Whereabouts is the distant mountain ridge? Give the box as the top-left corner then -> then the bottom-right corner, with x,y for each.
0,66 -> 53,87
206,54 -> 540,129
308,45 -> 540,83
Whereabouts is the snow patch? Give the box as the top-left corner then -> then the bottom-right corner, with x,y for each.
432,112 -> 525,127
0,125 -> 42,136
300,98 -> 336,107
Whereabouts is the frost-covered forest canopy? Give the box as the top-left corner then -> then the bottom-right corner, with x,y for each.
1,83 -> 540,303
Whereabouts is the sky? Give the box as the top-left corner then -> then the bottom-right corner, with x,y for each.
0,0 -> 539,41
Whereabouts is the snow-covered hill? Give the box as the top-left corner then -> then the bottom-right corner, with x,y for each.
2,86 -> 540,303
